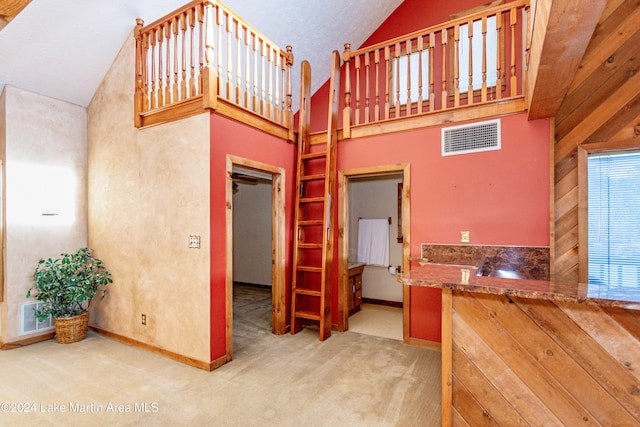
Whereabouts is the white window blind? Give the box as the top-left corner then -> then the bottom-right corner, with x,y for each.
588,151 -> 640,287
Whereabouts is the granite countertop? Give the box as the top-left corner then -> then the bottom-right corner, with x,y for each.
400,262 -> 640,310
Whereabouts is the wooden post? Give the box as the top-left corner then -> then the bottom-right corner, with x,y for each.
510,6 -> 518,97
342,43 -> 352,139
134,18 -> 145,128
285,45 -> 294,142
202,1 -> 218,110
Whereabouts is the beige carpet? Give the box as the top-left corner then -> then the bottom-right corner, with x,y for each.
0,285 -> 441,426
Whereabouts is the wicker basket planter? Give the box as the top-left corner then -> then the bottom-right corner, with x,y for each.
54,311 -> 90,344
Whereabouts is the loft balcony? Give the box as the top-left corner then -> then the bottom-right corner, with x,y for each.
133,0 -> 294,141
132,0 -> 535,140
339,0 -> 530,139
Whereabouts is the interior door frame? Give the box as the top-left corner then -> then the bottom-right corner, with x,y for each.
225,155 -> 287,359
337,163 -> 411,342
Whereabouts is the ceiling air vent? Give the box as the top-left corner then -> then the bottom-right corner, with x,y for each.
441,119 -> 500,156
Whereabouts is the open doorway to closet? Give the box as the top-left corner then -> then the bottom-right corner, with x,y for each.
225,155 -> 286,359
338,164 -> 411,342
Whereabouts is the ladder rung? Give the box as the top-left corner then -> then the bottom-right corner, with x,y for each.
299,243 -> 322,249
301,174 -> 325,181
297,266 -> 322,273
301,151 -> 327,160
295,288 -> 321,297
294,310 -> 321,321
300,197 -> 324,203
298,220 -> 324,226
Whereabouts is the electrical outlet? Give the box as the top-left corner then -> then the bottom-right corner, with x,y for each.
460,230 -> 470,243
141,314 -> 147,325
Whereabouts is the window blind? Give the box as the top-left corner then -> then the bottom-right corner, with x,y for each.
588,151 -> 640,287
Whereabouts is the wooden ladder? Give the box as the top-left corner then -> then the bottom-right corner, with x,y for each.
291,52 -> 340,340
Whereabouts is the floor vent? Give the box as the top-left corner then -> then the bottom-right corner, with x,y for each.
20,302 -> 53,335
442,119 -> 500,156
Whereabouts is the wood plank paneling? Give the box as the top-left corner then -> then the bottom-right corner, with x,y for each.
450,291 -> 640,426
553,0 -> 640,282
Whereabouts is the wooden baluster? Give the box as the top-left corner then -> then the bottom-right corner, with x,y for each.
343,43 -> 351,138
165,22 -> 171,104
173,16 -> 179,103
417,36 -> 423,113
429,32 -> 435,111
495,10 -> 503,100
441,28 -> 448,109
394,42 -> 401,115
268,46 -> 274,120
260,40 -> 266,115
406,40 -> 412,115
374,49 -> 380,121
510,7 -> 517,97
273,50 -> 284,123
244,27 -> 250,108
467,19 -> 474,104
481,16 -> 488,103
158,24 -> 164,107
354,54 -> 360,125
252,35 -> 258,113
235,20 -> 242,104
384,45 -> 390,119
180,13 -> 188,100
364,53 -> 370,123
150,28 -> 157,109
453,24 -> 460,107
189,8 -> 196,97
143,31 -> 150,111
226,13 -> 232,100
215,5 -> 222,94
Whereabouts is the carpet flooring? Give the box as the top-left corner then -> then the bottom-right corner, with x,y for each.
0,284 -> 441,426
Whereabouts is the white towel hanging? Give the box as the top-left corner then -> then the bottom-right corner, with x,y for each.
357,218 -> 390,267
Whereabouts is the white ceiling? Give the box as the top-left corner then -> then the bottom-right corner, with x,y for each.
0,0 -> 402,110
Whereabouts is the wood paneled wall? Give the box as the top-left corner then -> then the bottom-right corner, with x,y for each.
448,291 -> 640,426
553,0 -> 640,282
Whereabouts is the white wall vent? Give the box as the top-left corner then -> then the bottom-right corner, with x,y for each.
20,302 -> 53,335
442,119 -> 501,156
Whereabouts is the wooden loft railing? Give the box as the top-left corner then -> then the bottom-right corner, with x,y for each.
134,0 -> 294,140
341,0 -> 530,138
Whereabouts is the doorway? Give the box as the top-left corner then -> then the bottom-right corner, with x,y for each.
225,155 -> 286,359
338,164 -> 411,342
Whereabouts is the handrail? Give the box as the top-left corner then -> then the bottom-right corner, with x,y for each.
341,0 -> 529,136
134,0 -> 294,131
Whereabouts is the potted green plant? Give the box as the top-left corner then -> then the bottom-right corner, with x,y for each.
26,247 -> 112,344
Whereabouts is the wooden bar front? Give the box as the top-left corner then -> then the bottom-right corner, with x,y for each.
401,264 -> 640,426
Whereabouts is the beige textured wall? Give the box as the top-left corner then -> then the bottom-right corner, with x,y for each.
87,35 -> 211,362
1,85 -> 88,342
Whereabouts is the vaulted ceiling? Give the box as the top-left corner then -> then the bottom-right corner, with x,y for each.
0,0 -> 402,109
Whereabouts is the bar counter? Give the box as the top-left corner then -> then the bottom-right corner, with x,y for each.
401,262 -> 640,426
401,262 -> 640,310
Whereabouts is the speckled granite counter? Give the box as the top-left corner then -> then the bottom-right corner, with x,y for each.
400,262 -> 640,310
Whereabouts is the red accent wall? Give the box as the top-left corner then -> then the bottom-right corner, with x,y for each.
305,0 -> 539,343
338,113 -> 550,341
209,113 -> 296,360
